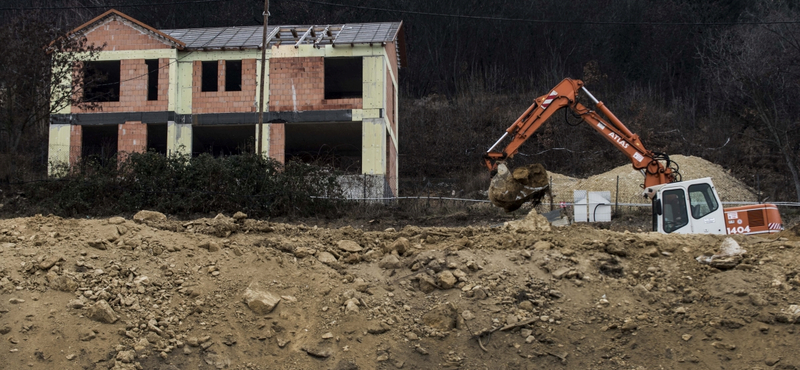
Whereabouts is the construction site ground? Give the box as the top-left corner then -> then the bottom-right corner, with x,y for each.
2,207 -> 800,370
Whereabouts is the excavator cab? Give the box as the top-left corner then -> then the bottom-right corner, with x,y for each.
649,178 -> 726,234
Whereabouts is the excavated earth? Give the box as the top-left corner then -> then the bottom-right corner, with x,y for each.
1,211 -> 800,370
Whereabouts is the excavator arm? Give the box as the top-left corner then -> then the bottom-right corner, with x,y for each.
484,78 -> 678,189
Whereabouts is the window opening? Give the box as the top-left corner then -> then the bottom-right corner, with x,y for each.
201,61 -> 218,92
146,59 -> 159,101
324,57 -> 362,99
147,123 -> 167,155
688,183 -> 719,219
225,60 -> 242,92
83,61 -> 121,102
662,189 -> 689,233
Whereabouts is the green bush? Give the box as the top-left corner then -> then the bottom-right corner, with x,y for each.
25,152 -> 344,217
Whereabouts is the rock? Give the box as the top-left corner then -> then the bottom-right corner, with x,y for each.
379,254 -> 402,270
533,241 -> 552,251
387,238 -> 410,255
461,310 -> 475,321
133,210 -> 167,223
765,357 -> 781,366
317,252 -> 338,265
682,334 -> 692,341
8,298 -> 24,304
345,299 -> 360,314
0,326 -> 11,335
645,247 -> 660,257
233,212 -> 247,220
67,299 -> 85,309
417,274 -> 437,294
367,322 -> 390,334
337,240 -> 363,253
108,217 -> 126,225
87,240 -> 108,250
243,282 -> 281,314
322,332 -> 334,339
552,267 -> 572,279
207,242 -> 220,252
79,328 -> 97,341
302,345 -> 332,358
116,350 -> 135,363
294,247 -> 315,258
436,270 -> 457,289
422,303 -> 458,331
720,319 -> 745,329
47,274 -> 78,292
87,300 -> 118,324
353,278 -> 369,292
519,300 -> 534,311
98,225 -> 120,242
39,255 -> 62,270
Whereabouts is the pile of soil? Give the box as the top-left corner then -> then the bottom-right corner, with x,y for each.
548,155 -> 757,204
2,210 -> 799,369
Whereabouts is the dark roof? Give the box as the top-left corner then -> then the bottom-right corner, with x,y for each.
162,22 -> 406,67
68,10 -> 406,67
161,22 -> 402,49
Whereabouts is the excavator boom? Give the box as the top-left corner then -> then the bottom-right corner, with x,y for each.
484,78 -> 677,189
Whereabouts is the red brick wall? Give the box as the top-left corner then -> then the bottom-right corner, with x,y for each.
83,18 -> 171,51
386,136 -> 397,197
192,59 -> 258,114
72,58 -> 169,113
269,123 -> 285,163
386,70 -> 396,135
269,57 -> 362,112
70,125 -> 82,166
118,121 -> 147,154
385,42 -> 398,78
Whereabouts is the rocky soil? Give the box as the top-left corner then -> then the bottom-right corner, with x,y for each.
1,210 -> 800,370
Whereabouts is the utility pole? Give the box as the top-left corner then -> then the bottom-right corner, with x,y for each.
257,0 -> 269,156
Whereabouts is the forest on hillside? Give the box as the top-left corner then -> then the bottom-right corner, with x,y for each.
0,0 -> 798,202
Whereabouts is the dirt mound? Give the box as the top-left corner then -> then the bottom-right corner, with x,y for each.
547,155 -> 757,204
2,214 -> 800,369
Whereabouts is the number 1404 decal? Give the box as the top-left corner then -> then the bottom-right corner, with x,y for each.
727,226 -> 750,234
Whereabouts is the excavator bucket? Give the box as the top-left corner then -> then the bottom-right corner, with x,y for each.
488,163 -> 550,212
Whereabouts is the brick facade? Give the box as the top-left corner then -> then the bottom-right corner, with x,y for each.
269,57 -> 362,112
191,59 -> 258,114
72,58 -> 170,113
70,125 -> 82,165
118,121 -> 147,153
83,18 -> 171,51
269,123 -> 285,163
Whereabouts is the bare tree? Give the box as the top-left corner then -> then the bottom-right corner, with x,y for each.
701,2 -> 800,201
0,13 -> 101,162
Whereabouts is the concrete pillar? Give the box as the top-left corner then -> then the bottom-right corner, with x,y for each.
48,124 -> 71,176
362,118 -> 386,175
167,121 -> 192,157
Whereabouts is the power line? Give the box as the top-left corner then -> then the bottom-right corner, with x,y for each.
298,0 -> 800,26
0,0 -> 230,11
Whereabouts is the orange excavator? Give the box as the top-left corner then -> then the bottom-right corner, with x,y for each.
485,78 -> 783,235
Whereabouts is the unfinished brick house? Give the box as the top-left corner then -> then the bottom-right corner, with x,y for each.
48,9 -> 405,197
